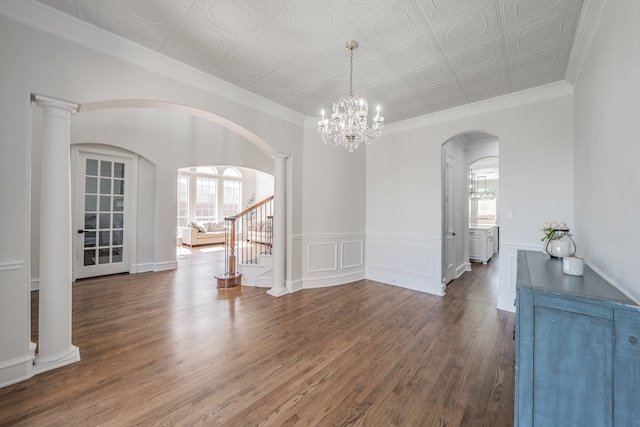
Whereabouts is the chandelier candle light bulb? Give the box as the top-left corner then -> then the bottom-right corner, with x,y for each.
318,40 -> 384,152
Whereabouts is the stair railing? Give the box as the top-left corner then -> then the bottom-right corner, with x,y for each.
222,196 -> 274,276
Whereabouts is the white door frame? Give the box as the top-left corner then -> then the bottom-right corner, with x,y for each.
71,145 -> 138,281
442,147 -> 457,285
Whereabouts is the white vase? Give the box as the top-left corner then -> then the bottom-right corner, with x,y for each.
546,239 -> 571,258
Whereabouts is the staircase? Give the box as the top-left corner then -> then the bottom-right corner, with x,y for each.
239,252 -> 273,288
216,196 -> 274,289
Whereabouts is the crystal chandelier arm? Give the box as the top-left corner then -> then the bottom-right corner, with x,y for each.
317,40 -> 384,151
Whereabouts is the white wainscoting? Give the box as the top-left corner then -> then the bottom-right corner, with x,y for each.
0,260 -> 37,387
496,244 -> 542,313
366,234 -> 445,296
295,233 -> 366,289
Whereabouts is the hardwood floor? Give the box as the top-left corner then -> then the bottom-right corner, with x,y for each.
0,248 -> 514,426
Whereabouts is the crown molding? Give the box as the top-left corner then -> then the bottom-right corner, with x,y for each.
0,0 -> 306,126
565,0 -> 609,85
383,80 -> 574,135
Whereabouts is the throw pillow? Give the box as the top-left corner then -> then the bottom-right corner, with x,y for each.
209,221 -> 226,232
190,221 -> 207,233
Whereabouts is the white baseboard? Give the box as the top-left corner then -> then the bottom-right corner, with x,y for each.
136,261 -> 177,273
366,271 -> 446,296
136,263 -> 155,273
301,271 -> 365,289
32,345 -> 80,375
0,343 -> 36,388
153,261 -> 178,272
497,296 -> 516,313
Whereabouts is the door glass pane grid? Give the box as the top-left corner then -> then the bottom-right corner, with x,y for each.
84,159 -> 125,266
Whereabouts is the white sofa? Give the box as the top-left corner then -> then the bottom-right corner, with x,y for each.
245,221 -> 273,245
181,221 -> 226,247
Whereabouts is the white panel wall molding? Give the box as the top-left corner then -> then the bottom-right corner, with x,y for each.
307,243 -> 338,273
0,260 -> 25,272
366,233 -> 444,296
0,261 -> 34,387
0,0 -> 304,126
496,243 -> 543,313
341,241 -> 364,269
296,233 -> 366,289
0,342 -> 36,388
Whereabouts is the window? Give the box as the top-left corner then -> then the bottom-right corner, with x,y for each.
477,198 -> 497,219
176,166 -> 244,237
195,177 -> 217,223
176,175 -> 189,235
222,168 -> 241,178
223,180 -> 241,217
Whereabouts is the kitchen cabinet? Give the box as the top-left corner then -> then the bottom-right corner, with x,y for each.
469,225 -> 494,264
492,226 -> 499,254
515,250 -> 640,427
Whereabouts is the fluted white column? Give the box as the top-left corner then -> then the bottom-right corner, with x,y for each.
33,95 -> 80,373
267,153 -> 289,297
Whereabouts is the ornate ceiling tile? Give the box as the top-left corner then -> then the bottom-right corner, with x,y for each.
33,0 -> 587,123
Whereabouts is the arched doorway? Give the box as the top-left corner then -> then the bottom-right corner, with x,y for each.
442,131 -> 499,286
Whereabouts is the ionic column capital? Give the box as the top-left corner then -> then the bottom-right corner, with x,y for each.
271,152 -> 290,161
34,94 -> 78,116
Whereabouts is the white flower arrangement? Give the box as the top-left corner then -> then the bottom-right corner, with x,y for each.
538,220 -> 571,242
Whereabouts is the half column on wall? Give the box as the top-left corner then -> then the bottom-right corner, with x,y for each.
33,95 -> 80,374
268,153 -> 289,297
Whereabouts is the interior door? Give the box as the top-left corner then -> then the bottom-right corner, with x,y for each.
443,150 -> 456,284
74,151 -> 131,279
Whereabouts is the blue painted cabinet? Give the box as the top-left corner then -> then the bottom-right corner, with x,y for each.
515,251 -> 640,427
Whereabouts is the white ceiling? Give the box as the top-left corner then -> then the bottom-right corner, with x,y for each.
33,0 -> 584,124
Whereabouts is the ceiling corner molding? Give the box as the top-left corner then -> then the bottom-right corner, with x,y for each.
565,0 -> 609,85
0,0 -> 306,126
384,81 -> 574,135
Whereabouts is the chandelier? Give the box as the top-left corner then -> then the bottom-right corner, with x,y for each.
469,170 -> 496,199
317,41 -> 384,152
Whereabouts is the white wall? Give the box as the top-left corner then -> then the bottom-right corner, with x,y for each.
70,108 -> 274,272
0,7 -> 304,387
240,168 -> 275,204
366,90 -> 574,309
4,0 -> 634,391
573,0 -> 640,303
294,121 -> 367,291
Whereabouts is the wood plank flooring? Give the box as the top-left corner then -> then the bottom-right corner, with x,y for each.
0,247 -> 514,426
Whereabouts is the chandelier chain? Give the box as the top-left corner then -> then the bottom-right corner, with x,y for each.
349,44 -> 354,97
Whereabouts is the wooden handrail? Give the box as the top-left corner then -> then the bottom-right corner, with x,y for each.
225,195 -> 274,220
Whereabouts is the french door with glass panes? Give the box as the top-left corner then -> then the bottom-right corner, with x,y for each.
75,150 -> 132,279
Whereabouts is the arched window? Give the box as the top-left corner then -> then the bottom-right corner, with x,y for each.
222,168 -> 241,177
195,166 -> 218,175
